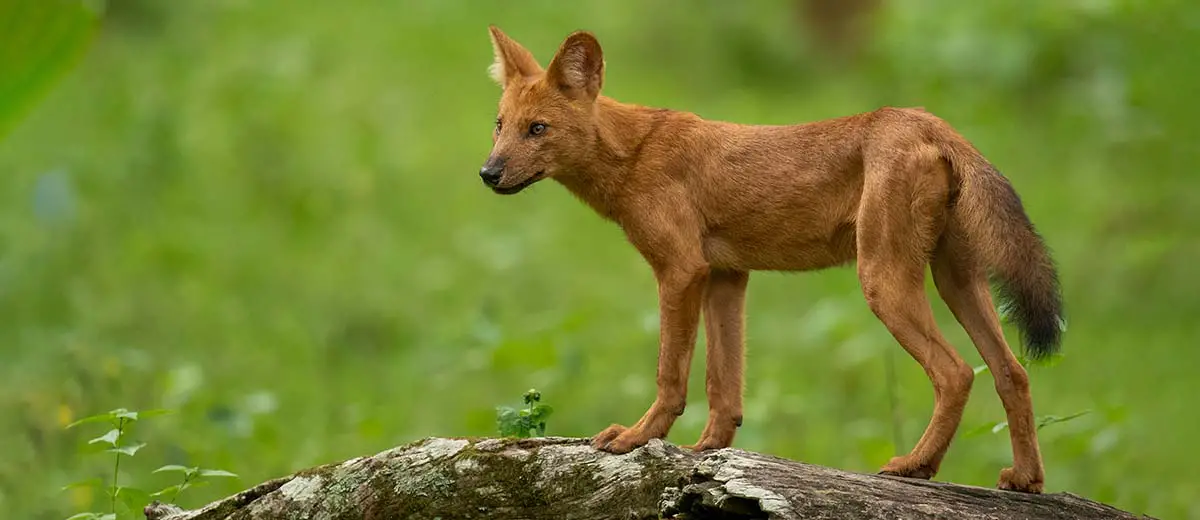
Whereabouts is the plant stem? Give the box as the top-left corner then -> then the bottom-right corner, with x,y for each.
112,417 -> 125,513
527,398 -> 536,436
170,474 -> 191,504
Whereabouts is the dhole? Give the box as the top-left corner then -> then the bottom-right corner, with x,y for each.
479,26 -> 1064,494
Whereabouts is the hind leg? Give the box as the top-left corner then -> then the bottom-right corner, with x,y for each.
859,146 -> 973,479
932,231 -> 1045,493
861,268 -> 974,479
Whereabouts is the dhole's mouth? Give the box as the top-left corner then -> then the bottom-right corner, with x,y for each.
491,171 -> 545,195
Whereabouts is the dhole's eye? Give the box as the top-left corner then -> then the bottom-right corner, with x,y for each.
495,118 -> 502,133
529,122 -> 547,136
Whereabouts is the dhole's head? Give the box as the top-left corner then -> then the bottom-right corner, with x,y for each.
479,26 -> 605,194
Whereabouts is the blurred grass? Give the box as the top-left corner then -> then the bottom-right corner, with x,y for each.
1,1 -> 1198,518
0,0 -> 100,139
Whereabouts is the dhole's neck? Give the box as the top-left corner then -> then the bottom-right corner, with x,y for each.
554,96 -> 677,220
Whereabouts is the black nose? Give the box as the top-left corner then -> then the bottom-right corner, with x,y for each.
480,157 -> 506,187
480,166 -> 502,186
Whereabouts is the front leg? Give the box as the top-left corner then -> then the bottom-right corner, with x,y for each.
593,263 -> 709,453
593,216 -> 709,454
683,269 -> 749,452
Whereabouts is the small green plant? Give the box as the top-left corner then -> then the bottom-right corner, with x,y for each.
150,465 -> 239,503
964,357 -> 1090,438
960,348 -> 1094,437
63,407 -> 237,519
963,409 -> 1092,438
64,407 -> 169,519
496,388 -> 553,438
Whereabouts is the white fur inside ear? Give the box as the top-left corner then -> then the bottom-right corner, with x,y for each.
488,58 -> 505,85
488,30 -> 507,85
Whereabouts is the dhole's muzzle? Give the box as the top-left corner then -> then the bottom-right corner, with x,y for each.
478,155 -> 544,195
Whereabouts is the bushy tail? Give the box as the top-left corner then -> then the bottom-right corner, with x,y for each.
941,138 -> 1064,360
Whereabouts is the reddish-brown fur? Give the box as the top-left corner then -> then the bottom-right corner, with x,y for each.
480,26 -> 1064,493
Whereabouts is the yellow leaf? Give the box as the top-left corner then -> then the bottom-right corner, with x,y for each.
58,403 -> 74,428
70,484 -> 93,509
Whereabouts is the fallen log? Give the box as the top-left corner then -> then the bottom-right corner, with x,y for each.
144,436 -> 1150,519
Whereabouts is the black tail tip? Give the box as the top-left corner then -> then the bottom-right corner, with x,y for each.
1014,309 -> 1065,362
1022,322 -> 1064,362
998,291 -> 1065,363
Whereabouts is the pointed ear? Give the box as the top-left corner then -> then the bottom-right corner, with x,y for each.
488,25 -> 542,87
546,30 -> 604,101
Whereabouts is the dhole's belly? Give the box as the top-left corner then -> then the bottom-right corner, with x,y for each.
702,219 -> 857,272
695,169 -> 863,272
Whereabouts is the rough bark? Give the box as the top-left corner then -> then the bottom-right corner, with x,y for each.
144,436 -> 1150,520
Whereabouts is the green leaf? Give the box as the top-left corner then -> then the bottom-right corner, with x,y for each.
1027,351 -> 1067,368
110,408 -> 141,421
153,465 -> 198,476
66,411 -> 117,430
961,424 -> 987,438
529,403 -> 553,422
199,469 -> 239,478
529,403 -> 553,437
88,429 -> 121,447
150,484 -> 181,498
496,406 -> 525,437
116,486 -> 151,513
1036,410 -> 1092,430
972,364 -> 989,376
65,513 -> 102,520
962,420 -> 1007,438
98,515 -> 116,520
105,442 -> 146,456
0,0 -> 103,140
135,409 -> 174,420
171,480 -> 209,496
61,477 -> 102,492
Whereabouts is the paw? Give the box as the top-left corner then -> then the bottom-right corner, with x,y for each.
997,467 -> 1044,494
591,424 -> 627,450
591,424 -> 653,454
681,431 -> 735,452
680,439 -> 728,452
682,415 -> 740,452
877,455 -> 937,480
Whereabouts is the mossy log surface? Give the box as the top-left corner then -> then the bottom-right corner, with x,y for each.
143,436 -> 1150,520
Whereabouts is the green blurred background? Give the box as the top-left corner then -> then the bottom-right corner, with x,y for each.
2,0 -> 1197,518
